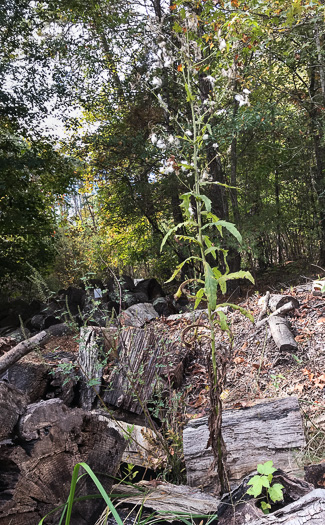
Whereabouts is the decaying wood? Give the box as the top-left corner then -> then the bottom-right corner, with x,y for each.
168,306 -> 229,322
119,303 -> 158,327
255,301 -> 296,329
0,381 -> 28,441
217,470 -> 314,525
94,410 -> 165,468
183,397 -> 306,489
257,291 -> 270,323
249,489 -> 325,524
305,461 -> 325,489
0,323 -> 72,375
268,294 -> 299,312
0,398 -> 126,525
102,326 -> 189,413
78,326 -> 121,409
109,481 -> 220,518
268,315 -> 298,352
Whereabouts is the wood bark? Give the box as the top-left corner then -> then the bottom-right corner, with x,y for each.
268,294 -> 299,313
0,323 -> 72,375
119,303 -> 158,327
268,315 -> 298,352
183,397 -> 306,489
0,381 -> 28,441
108,481 -> 220,517
249,489 -> 325,524
102,326 -> 189,413
0,398 -> 126,525
255,301 -> 296,329
94,410 -> 165,468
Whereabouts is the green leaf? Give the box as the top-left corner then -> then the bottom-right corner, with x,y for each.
204,261 -> 218,311
194,288 -> 205,309
257,461 -> 277,476
247,475 -> 270,498
218,270 -> 255,292
215,310 -> 229,332
261,501 -> 271,514
165,256 -> 202,283
216,220 -> 242,243
175,235 -> 202,247
201,221 -> 223,235
200,194 -> 212,212
268,483 -> 284,503
160,221 -> 196,252
185,83 -> 194,102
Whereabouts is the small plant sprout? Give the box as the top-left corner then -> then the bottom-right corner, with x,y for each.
246,461 -> 284,514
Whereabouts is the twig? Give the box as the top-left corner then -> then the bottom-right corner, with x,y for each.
255,301 -> 295,329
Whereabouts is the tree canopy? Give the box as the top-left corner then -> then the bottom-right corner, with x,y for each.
1,0 -> 325,286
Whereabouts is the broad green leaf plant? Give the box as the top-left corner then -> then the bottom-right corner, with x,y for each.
247,461 -> 284,514
158,3 -> 254,494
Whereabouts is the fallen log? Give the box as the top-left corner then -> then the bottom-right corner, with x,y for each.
109,481 -> 220,519
268,294 -> 299,312
0,323 -> 72,375
0,397 -> 126,525
183,397 -> 306,490
94,410 -> 165,469
102,326 -> 189,413
248,489 -> 325,524
255,301 -> 296,329
268,315 -> 298,352
0,381 -> 28,441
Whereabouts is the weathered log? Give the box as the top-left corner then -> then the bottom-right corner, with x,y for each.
183,397 -> 306,489
102,326 -> 189,414
0,323 -> 72,375
268,315 -> 298,352
78,326 -> 120,409
94,411 -> 165,468
119,302 -> 158,327
0,381 -> 28,441
255,301 -> 296,328
248,489 -> 325,524
268,294 -> 299,312
109,481 -> 220,518
0,398 -> 126,525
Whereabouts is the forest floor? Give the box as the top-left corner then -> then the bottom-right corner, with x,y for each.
42,261 -> 325,470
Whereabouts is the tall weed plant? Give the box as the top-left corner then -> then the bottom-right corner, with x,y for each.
153,3 -> 254,493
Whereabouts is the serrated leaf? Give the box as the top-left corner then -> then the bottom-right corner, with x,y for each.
165,256 -> 201,283
176,235 -> 202,247
160,221 -> 196,252
194,288 -> 205,309
201,221 -> 223,235
268,483 -> 284,503
216,220 -> 242,243
257,461 -> 276,476
217,303 -> 254,323
204,261 -> 217,311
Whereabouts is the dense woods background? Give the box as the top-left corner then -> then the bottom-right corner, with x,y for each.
1,0 -> 325,292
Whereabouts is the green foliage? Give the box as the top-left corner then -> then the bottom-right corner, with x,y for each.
247,461 -> 284,514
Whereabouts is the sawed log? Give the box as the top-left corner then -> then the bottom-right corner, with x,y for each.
183,397 -> 306,490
